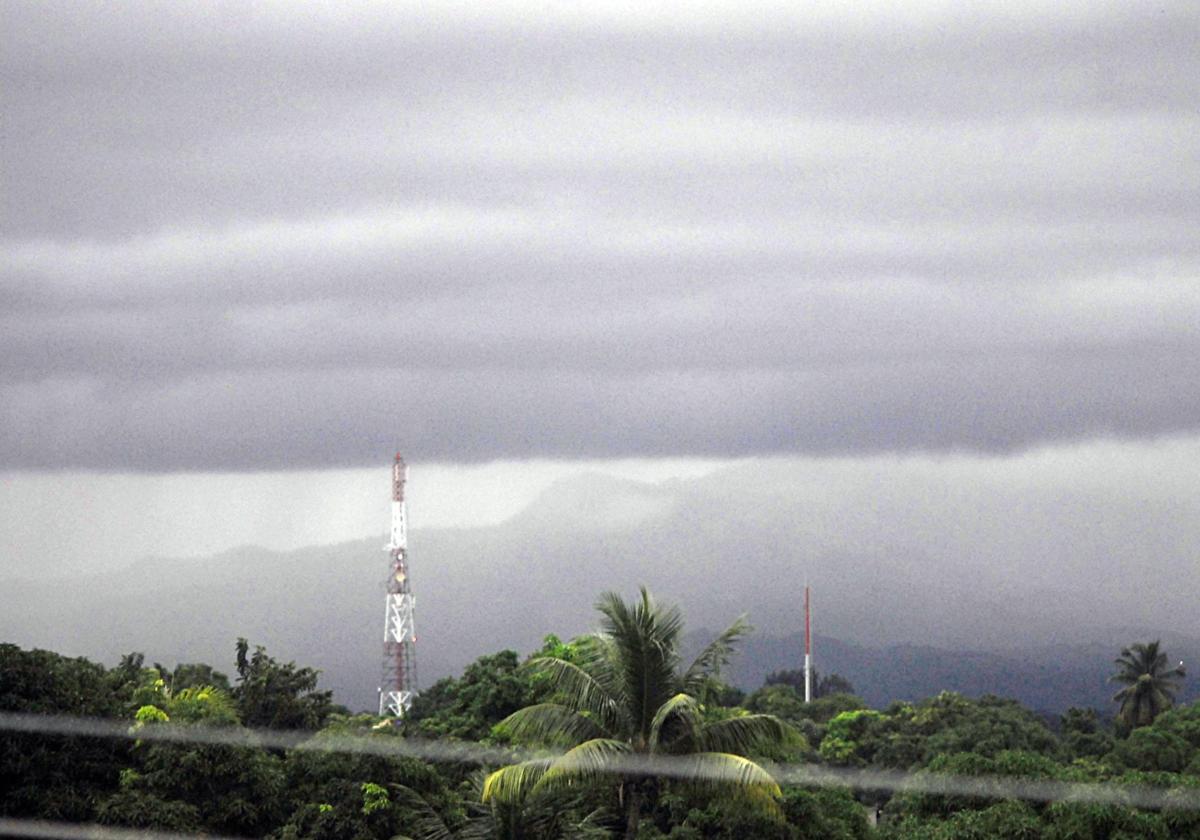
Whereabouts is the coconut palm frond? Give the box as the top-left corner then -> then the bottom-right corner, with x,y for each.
599,588 -> 684,667
648,692 -> 702,753
550,634 -> 632,728
681,615 -> 751,694
672,751 -> 783,814
481,758 -> 552,805
394,809 -> 453,840
696,713 -> 801,755
1109,670 -> 1138,687
497,702 -> 606,747
676,751 -> 781,791
391,784 -> 469,840
561,807 -> 621,839
485,589 -> 782,837
525,656 -> 623,734
1112,646 -> 1143,672
456,819 -> 500,840
532,738 -> 631,796
1109,639 -> 1186,727
597,588 -> 684,736
569,634 -> 625,697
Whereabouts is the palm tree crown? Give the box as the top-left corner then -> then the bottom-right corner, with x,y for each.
483,588 -> 796,839
1110,640 -> 1186,728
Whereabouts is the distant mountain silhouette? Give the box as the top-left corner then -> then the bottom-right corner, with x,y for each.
2,468 -> 1195,713
700,631 -> 1200,714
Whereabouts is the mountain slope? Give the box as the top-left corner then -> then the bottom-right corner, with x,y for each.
2,466 -> 1195,712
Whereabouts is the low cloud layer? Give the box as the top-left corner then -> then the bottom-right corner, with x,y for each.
4,440 -> 1199,710
3,3 -> 1198,470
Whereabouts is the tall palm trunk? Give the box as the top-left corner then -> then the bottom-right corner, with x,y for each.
623,780 -> 642,840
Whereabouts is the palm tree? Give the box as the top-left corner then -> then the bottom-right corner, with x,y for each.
395,775 -> 608,840
1110,640 -> 1186,728
482,588 -> 797,839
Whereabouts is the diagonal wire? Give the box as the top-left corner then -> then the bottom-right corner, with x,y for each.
1,711 -> 1198,813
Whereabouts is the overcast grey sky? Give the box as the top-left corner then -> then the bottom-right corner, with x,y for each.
3,1 -> 1198,474
2,1 -> 1199,610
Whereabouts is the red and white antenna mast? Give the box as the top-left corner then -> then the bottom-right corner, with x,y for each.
804,584 -> 813,703
379,453 -> 417,717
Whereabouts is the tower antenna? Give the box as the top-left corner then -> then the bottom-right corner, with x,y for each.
379,453 -> 418,717
804,583 -> 813,703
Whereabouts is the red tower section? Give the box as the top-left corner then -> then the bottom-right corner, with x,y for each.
379,454 -> 417,717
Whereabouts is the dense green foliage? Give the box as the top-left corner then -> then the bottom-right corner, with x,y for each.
765,668 -> 857,699
234,637 -> 339,730
406,649 -> 542,742
1,617 -> 1197,838
0,644 -> 128,822
483,588 -> 798,839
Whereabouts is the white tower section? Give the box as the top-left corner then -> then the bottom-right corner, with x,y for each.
379,454 -> 417,717
804,585 -> 813,703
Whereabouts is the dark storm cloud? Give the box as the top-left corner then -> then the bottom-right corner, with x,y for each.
2,2 -> 1198,470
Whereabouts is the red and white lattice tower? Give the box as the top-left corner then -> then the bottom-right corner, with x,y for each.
379,453 -> 417,717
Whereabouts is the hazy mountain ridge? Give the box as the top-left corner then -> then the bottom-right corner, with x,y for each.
2,465 -> 1195,712
706,632 -> 1200,714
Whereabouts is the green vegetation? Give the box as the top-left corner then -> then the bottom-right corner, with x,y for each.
1,597 -> 1196,839
483,588 -> 797,838
1110,640 -> 1187,729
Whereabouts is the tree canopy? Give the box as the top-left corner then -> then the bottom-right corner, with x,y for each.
1111,640 -> 1187,729
483,588 -> 798,838
2,611 -> 1197,839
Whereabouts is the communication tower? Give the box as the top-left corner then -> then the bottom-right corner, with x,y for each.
804,584 -> 813,703
379,453 -> 417,717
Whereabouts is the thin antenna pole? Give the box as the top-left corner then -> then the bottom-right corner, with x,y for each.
804,584 -> 812,703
